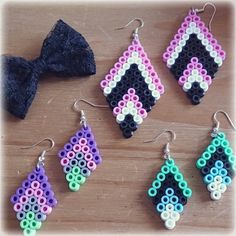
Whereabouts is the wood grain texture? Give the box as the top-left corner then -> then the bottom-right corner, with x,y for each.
2,2 -> 235,234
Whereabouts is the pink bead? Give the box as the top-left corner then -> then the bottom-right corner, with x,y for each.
181,22 -> 188,29
174,34 -> 181,41
123,94 -> 130,102
135,101 -> 142,109
183,69 -> 191,77
184,16 -> 192,22
119,56 -> 126,64
34,189 -> 44,197
191,57 -> 198,64
84,153 -> 93,161
128,88 -> 136,95
219,50 -> 226,60
139,52 -> 147,58
82,145 -> 90,154
138,109 -> 147,118
118,100 -> 126,108
210,38 -> 218,45
38,197 -> 47,205
170,40 -> 178,47
114,62 -> 122,69
60,157 -> 69,166
67,151 -> 75,159
150,70 -> 157,78
41,205 -> 52,215
193,15 -> 200,22
131,95 -> 139,103
123,50 -> 131,58
206,32 -> 213,40
196,63 -> 203,69
87,161 -> 97,171
153,78 -> 160,85
19,195 -> 28,204
197,21 -> 205,28
110,68 -> 117,75
204,75 -> 212,85
167,46 -> 174,53
163,52 -> 170,62
105,74 -> 113,81
178,28 -> 185,35
79,138 -> 87,146
25,188 -> 34,197
200,69 -> 207,76
31,181 -> 40,190
147,65 -> 153,72
178,76 -> 187,86
100,80 -> 108,89
142,57 -> 150,65
187,63 -> 194,70
135,45 -> 143,52
128,45 -> 135,52
157,84 -> 165,94
73,144 -> 81,153
13,203 -> 23,212
214,44 -> 221,51
113,107 -> 121,116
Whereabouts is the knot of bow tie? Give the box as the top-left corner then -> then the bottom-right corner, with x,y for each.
2,19 -> 96,119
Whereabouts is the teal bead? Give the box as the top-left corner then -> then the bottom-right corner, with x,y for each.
165,158 -> 175,167
148,187 -> 157,197
161,196 -> 169,204
202,151 -> 211,160
170,195 -> 178,204
170,165 -> 179,174
183,188 -> 192,198
196,158 -> 206,169
161,165 -> 170,174
178,180 -> 187,190
212,138 -> 221,147
174,203 -> 183,213
223,176 -> 232,186
217,132 -> 226,140
156,172 -> 165,182
207,145 -> 216,154
174,172 -> 183,182
152,180 -> 161,189
221,139 -> 229,148
229,155 -> 236,165
204,174 -> 214,184
210,167 -> 219,176
156,203 -> 165,213
219,168 -> 227,177
225,147 -> 233,156
165,188 -> 174,196
215,160 -> 224,169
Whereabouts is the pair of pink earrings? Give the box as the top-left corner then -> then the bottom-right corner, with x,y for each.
100,2 -> 226,138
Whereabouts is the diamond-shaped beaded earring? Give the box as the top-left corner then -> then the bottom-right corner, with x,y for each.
57,99 -> 107,192
10,138 -> 57,236
196,110 -> 236,200
100,18 -> 164,138
145,130 -> 192,230
163,3 -> 226,105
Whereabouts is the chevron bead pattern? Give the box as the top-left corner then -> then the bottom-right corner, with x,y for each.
100,38 -> 164,138
163,10 -> 226,105
148,158 -> 192,229
196,132 -> 236,200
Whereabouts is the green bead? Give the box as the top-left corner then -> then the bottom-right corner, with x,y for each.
75,174 -> 86,185
156,172 -> 165,182
69,181 -> 80,191
72,166 -> 80,175
212,138 -> 221,147
174,172 -> 183,182
66,173 -> 75,182
202,151 -> 211,160
207,145 -> 216,154
23,228 -> 36,236
196,158 -> 206,169
165,158 -> 175,167
152,179 -> 161,189
229,155 -> 236,165
170,165 -> 179,174
29,220 -> 38,230
183,187 -> 192,198
178,180 -> 187,190
161,165 -> 170,174
148,187 -> 157,197
20,219 -> 30,229
225,147 -> 233,156
217,132 -> 226,140
26,212 -> 35,221
221,139 -> 229,148
34,221 -> 42,230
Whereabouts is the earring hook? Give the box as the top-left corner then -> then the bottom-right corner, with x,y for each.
194,2 -> 216,32
115,18 -> 144,39
211,110 -> 236,137
73,99 -> 108,127
21,138 -> 55,168
144,130 -> 176,160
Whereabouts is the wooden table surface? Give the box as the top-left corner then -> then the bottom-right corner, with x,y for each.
2,2 -> 235,235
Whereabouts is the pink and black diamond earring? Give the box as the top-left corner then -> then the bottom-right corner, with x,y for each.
57,99 -> 107,192
163,2 -> 226,105
145,130 -> 192,230
100,18 -> 164,138
196,110 -> 236,200
10,138 -> 57,236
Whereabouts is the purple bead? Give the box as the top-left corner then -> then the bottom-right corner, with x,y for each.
90,147 -> 98,154
76,130 -> 84,138
70,136 -> 78,145
22,180 -> 31,189
47,197 -> 57,207
44,189 -> 54,198
82,125 -> 91,133
64,143 -> 73,151
28,172 -> 37,182
34,166 -> 45,175
58,149 -> 67,158
10,194 -> 19,204
40,181 -> 51,190
16,187 -> 25,196
37,174 -> 48,182
93,155 -> 102,165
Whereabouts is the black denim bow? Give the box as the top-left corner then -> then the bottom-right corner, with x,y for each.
2,19 -> 96,119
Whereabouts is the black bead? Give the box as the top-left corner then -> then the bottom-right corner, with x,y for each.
122,128 -> 133,138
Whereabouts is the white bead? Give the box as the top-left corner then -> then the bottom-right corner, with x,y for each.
193,27 -> 200,34
172,52 -> 179,59
179,40 -> 186,47
186,28 -> 193,34
134,57 -> 142,64
116,114 -> 125,123
210,51 -> 217,58
218,183 -> 227,193
160,211 -> 170,221
141,71 -> 149,78
108,81 -> 116,89
126,101 -> 134,109
152,90 -> 160,100
201,38 -> 209,46
207,182 -> 217,192
189,22 -> 196,27
191,69 -> 199,75
188,75 -> 195,83
167,58 -> 175,67
138,64 -> 146,72
197,33 -> 204,40
148,84 -> 156,91
166,204 -> 174,212
127,57 -> 135,64
118,68 -> 125,76
214,57 -> 223,66
214,175 -> 223,184
206,44 -> 213,52
123,63 -> 130,70
200,82 -> 208,92
196,75 -> 203,82
182,34 -> 189,41
122,107 -> 129,115
175,45 -> 183,53
210,190 -> 222,201
170,211 -> 180,222
165,219 -> 176,230
144,77 -> 152,84
183,82 -> 191,92
113,75 -> 121,82
132,51 -> 139,58
133,115 -> 143,125
130,108 -> 138,116
103,87 -> 112,96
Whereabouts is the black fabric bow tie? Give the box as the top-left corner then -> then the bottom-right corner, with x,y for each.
2,19 -> 96,119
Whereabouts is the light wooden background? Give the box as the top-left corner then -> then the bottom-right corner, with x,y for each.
2,1 -> 235,235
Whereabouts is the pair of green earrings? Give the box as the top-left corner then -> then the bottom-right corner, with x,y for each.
147,110 -> 236,229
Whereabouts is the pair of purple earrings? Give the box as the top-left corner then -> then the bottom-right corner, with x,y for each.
100,2 -> 226,138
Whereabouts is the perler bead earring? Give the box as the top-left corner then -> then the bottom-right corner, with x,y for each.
196,110 -> 236,200
57,99 -> 106,192
10,138 -> 57,236
163,2 -> 226,105
145,130 -> 192,230
100,18 -> 164,138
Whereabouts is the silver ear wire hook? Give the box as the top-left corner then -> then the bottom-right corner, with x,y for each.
194,2 -> 216,32
115,18 -> 144,39
144,130 -> 176,160
21,138 -> 55,168
211,110 -> 236,137
73,99 -> 109,127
